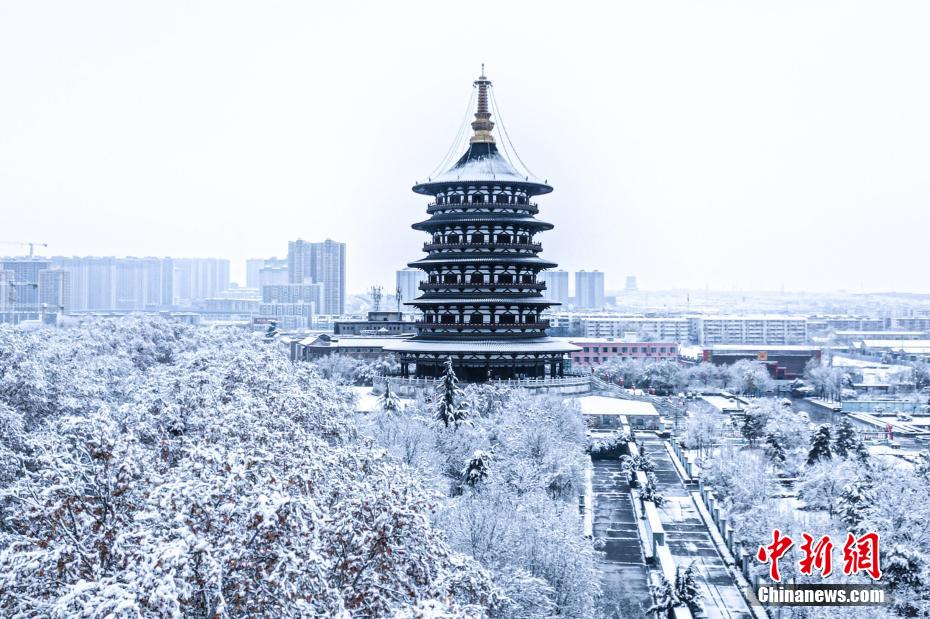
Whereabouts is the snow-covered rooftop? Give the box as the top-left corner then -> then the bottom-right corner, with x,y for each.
413,143 -> 552,195
576,395 -> 659,417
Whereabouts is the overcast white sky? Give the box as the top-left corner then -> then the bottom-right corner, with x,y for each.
2,1 -> 928,294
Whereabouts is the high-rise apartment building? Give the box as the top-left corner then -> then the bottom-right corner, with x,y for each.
574,270 -> 605,309
173,258 -> 230,306
38,269 -> 71,315
258,265 -> 288,288
287,239 -> 345,315
0,270 -> 14,321
396,268 -> 426,308
246,257 -> 287,289
261,283 -> 324,306
1,259 -> 51,320
540,270 -> 569,305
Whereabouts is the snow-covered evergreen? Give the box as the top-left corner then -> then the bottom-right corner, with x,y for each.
674,563 -> 703,615
807,424 -> 833,465
435,359 -> 468,429
833,418 -> 858,458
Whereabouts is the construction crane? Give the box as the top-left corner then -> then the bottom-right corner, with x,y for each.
0,241 -> 48,258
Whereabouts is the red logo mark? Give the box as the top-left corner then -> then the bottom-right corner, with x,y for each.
757,529 -> 794,582
842,532 -> 882,580
798,533 -> 834,577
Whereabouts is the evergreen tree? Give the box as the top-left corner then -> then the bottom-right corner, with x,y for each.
883,543 -> 925,592
378,382 -> 401,413
674,564 -> 703,615
833,419 -> 858,458
463,450 -> 490,487
837,477 -> 872,532
264,320 -> 280,339
807,424 -> 833,465
764,431 -> 787,466
883,543 -> 926,617
647,575 -> 678,617
434,359 -> 467,428
640,473 -> 666,508
740,410 -> 767,448
853,438 -> 871,466
637,449 -> 656,473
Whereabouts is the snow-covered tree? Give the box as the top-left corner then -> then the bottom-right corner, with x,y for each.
838,476 -> 874,532
683,409 -> 725,458
764,431 -> 787,465
674,563 -> 703,615
435,359 -> 468,428
807,424 -> 833,465
379,381 -> 402,413
833,418 -> 858,458
883,543 -> 925,592
0,318 -> 510,618
647,575 -> 677,617
463,450 -> 490,487
728,359 -> 774,396
797,459 -> 858,517
686,362 -> 728,390
588,430 -> 633,460
911,363 -> 930,391
640,473 -> 666,508
914,450 -> 930,485
740,408 -> 768,448
639,360 -> 686,395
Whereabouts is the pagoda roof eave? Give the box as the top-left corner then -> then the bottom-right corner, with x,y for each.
407,256 -> 558,268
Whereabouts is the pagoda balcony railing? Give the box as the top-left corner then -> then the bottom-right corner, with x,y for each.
378,375 -> 591,389
422,241 -> 543,252
426,202 -> 538,214
418,282 -> 547,292
415,320 -> 550,330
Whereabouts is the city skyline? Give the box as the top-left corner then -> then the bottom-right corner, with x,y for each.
3,2 -> 929,294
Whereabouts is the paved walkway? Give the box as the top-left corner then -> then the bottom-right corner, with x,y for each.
591,458 -> 652,617
640,436 -> 753,619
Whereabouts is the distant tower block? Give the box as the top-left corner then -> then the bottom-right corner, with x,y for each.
625,275 -> 638,292
385,69 -> 577,381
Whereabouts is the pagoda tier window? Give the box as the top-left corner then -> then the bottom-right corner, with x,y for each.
499,313 -> 515,325
443,274 -> 458,284
496,234 -> 512,244
447,233 -> 460,244
498,274 -> 514,285
469,313 -> 484,324
469,273 -> 485,284
440,313 -> 455,324
469,233 -> 486,243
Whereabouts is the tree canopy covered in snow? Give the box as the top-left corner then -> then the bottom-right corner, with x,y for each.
0,317 -> 572,618
0,318 -> 596,617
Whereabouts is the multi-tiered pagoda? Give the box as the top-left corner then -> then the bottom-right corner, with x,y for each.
386,70 -> 578,382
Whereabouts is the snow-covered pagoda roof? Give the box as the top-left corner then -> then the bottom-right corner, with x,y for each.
412,68 -> 551,196
413,143 -> 552,196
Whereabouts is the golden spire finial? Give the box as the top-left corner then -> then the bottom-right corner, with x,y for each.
470,66 -> 495,144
